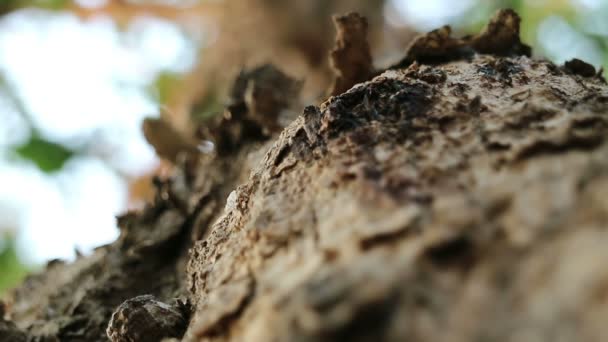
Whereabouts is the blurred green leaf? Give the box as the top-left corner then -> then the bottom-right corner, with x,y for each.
32,0 -> 68,10
1,0 -> 68,11
0,0 -> 19,14
151,72 -> 182,106
192,90 -> 223,121
0,235 -> 28,296
15,136 -> 73,172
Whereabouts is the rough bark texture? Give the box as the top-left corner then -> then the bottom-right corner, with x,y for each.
3,9 -> 608,342
329,12 -> 374,96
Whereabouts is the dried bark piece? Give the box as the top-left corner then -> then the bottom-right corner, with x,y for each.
200,64 -> 302,155
471,8 -> 531,56
393,9 -> 531,70
143,117 -> 199,163
394,26 -> 468,68
107,295 -> 188,342
329,12 -> 374,96
302,105 -> 323,145
564,58 -> 597,77
242,64 -> 303,134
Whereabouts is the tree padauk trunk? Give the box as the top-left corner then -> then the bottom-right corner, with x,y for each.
2,9 -> 608,342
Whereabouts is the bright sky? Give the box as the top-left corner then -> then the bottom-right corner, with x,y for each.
537,15 -> 604,67
0,9 -> 196,264
385,0 -> 476,30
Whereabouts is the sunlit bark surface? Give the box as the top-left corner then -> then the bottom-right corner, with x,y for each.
3,9 -> 608,342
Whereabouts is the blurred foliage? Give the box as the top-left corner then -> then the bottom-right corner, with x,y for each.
14,135 -> 74,172
191,90 -> 223,121
511,0 -> 576,43
0,234 -> 29,296
33,0 -> 68,10
1,0 -> 68,12
151,71 -> 183,107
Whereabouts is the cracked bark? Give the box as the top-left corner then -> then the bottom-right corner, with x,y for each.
3,9 -> 608,342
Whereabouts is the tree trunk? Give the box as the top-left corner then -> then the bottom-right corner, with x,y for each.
3,9 -> 608,342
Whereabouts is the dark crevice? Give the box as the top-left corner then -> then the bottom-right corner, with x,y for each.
422,235 -> 475,269
359,225 -> 413,251
516,136 -> 604,161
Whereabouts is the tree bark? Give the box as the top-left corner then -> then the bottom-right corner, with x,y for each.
3,9 -> 608,342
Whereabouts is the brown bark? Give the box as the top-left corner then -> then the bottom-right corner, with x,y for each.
3,9 -> 608,342
329,12 -> 374,96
